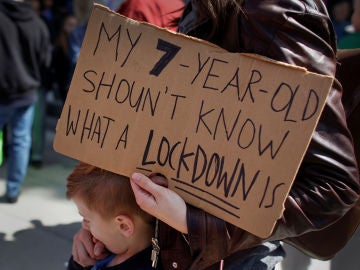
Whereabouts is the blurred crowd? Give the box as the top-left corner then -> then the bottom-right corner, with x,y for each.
29,0 -> 359,108
1,0 -> 359,197
0,0 -> 185,203
0,0 -> 126,203
20,0 -> 357,105
0,0 -> 357,186
28,0 -> 125,104
24,0 -> 126,162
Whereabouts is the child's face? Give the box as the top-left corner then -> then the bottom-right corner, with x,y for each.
73,195 -> 128,254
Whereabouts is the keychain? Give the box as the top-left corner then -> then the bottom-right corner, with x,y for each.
151,219 -> 160,268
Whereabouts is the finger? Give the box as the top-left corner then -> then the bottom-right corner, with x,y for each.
72,234 -> 96,266
130,175 -> 155,205
131,172 -> 162,195
79,229 -> 96,258
132,173 -> 189,233
131,173 -> 162,212
150,174 -> 169,187
72,235 -> 79,262
77,245 -> 97,266
94,241 -> 107,258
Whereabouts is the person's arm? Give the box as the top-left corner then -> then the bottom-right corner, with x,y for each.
239,0 -> 360,239
130,173 -> 188,234
162,0 -> 360,267
129,173 -> 264,268
71,1 -> 360,268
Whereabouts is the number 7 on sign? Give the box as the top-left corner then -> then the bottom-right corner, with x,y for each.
150,39 -> 181,76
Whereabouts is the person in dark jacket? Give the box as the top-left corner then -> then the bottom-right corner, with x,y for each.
71,1 -> 360,269
0,0 -> 51,203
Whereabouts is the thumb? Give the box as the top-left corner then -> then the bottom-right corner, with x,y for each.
130,172 -> 162,210
94,241 -> 106,257
131,172 -> 160,195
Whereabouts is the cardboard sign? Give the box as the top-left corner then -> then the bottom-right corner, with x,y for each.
54,4 -> 333,238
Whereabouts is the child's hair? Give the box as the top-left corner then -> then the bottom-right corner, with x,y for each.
66,162 -> 153,224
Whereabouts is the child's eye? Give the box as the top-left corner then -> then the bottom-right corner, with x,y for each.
83,219 -> 90,224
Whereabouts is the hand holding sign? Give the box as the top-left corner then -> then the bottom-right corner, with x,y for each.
130,172 -> 188,234
54,4 -> 332,238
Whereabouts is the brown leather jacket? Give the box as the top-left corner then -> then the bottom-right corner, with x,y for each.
158,1 -> 360,269
337,48 -> 360,168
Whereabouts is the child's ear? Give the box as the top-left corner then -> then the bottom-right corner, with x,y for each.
115,215 -> 134,238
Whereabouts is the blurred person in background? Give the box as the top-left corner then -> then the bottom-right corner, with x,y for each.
0,0 -> 51,203
68,0 -> 93,69
101,0 -> 124,10
331,0 -> 352,42
68,0 -> 124,82
116,0 -> 185,31
51,14 -> 77,103
338,0 -> 360,48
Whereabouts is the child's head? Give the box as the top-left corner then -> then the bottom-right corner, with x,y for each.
67,162 -> 154,255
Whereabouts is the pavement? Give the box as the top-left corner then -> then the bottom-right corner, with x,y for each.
0,114 -> 80,270
0,111 -> 358,270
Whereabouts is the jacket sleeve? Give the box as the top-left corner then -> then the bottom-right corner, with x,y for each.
241,0 -> 360,238
184,0 -> 360,267
67,256 -> 89,270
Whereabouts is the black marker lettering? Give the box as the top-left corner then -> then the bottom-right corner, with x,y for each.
66,105 -> 80,136
80,109 -> 94,143
142,87 -> 160,116
217,158 -> 241,197
177,137 -> 194,178
302,89 -> 319,121
205,153 -> 220,187
242,69 -> 261,102
170,94 -> 186,120
115,79 -> 132,103
213,108 -> 242,141
100,116 -> 115,148
82,70 -> 97,93
258,125 -> 289,159
150,39 -> 181,76
191,53 -> 210,84
95,72 -> 116,100
93,22 -> 121,61
203,58 -> 228,91
121,29 -> 142,67
265,182 -> 285,208
191,145 -> 207,184
157,137 -> 171,166
271,82 -> 299,122
237,118 -> 256,149
142,129 -> 156,166
221,67 -> 241,100
115,124 -> 129,150
196,100 -> 214,135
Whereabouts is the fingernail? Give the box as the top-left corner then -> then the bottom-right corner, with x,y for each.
132,173 -> 141,181
94,246 -> 101,256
